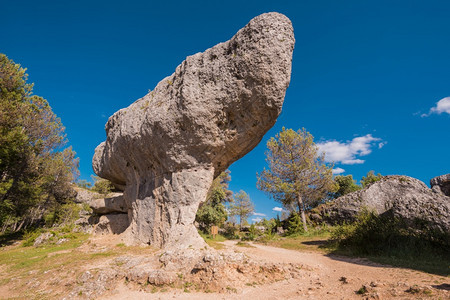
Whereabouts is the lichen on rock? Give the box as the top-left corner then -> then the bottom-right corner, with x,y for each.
92,12 -> 295,248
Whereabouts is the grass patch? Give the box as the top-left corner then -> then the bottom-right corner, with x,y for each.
199,232 -> 227,250
0,232 -> 89,273
236,241 -> 255,248
258,230 -> 332,253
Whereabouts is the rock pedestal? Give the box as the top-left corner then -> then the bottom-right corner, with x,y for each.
92,12 -> 295,248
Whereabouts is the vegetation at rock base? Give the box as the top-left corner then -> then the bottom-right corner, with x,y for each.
257,127 -> 336,232
0,53 -> 79,233
329,209 -> 450,276
196,171 -> 233,231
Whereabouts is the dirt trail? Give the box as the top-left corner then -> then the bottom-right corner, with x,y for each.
102,240 -> 449,299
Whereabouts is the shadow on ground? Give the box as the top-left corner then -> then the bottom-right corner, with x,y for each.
0,231 -> 24,247
318,240 -> 449,277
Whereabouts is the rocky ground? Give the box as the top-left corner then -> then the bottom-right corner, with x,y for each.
1,234 -> 448,299
100,240 -> 449,300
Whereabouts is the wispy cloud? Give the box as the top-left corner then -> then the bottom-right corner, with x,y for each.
252,217 -> 262,223
421,97 -> 450,117
253,212 -> 266,217
332,167 -> 345,175
317,134 -> 384,165
272,207 -> 283,212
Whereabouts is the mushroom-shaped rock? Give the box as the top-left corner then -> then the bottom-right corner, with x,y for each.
93,12 -> 295,249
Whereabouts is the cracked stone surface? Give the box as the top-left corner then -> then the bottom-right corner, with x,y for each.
92,12 -> 295,249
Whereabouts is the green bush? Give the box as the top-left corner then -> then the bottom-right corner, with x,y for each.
223,223 -> 239,239
285,213 -> 305,236
331,209 -> 449,258
22,229 -> 44,247
44,202 -> 81,227
91,176 -> 115,195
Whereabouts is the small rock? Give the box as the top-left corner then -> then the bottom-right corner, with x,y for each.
33,232 -> 53,247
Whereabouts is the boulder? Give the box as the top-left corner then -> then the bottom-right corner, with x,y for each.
430,173 -> 450,196
92,12 -> 295,248
89,193 -> 127,214
93,214 -> 129,235
319,176 -> 450,233
74,186 -> 102,203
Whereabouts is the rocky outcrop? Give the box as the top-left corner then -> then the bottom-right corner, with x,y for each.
92,12 -> 295,248
89,193 -> 127,214
317,176 -> 450,233
70,248 -> 304,298
430,174 -> 450,196
73,187 -> 102,203
93,214 -> 129,235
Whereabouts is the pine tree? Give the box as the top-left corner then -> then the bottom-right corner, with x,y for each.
257,128 -> 336,231
0,54 -> 79,232
229,190 -> 254,229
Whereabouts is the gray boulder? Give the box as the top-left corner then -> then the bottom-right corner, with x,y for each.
430,173 -> 450,196
74,186 -> 102,203
89,193 -> 127,214
319,176 -> 450,233
93,214 -> 129,235
92,12 -> 295,248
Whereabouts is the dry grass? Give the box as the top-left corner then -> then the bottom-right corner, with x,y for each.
0,233 -> 156,299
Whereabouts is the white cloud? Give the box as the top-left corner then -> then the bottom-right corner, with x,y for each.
317,134 -> 383,165
253,212 -> 266,217
272,207 -> 283,212
422,97 -> 450,117
332,167 -> 345,175
252,217 -> 262,223
378,142 -> 387,149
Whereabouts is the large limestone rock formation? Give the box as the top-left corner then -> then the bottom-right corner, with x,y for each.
316,176 -> 450,233
93,12 -> 295,248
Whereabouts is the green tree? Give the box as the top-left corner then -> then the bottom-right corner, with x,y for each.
91,176 -> 115,195
196,171 -> 232,231
333,175 -> 361,198
257,127 -> 336,232
361,170 -> 382,188
229,190 -> 254,229
0,54 -> 78,232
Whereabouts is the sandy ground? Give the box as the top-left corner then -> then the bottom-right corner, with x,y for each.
100,240 -> 449,300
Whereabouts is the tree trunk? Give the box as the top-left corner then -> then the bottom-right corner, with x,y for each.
297,193 -> 308,232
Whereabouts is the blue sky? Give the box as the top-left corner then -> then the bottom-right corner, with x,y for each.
2,0 -> 449,222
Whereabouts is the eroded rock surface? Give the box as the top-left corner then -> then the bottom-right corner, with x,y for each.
430,173 -> 450,196
89,193 -> 127,214
316,176 -> 450,233
93,12 -> 295,248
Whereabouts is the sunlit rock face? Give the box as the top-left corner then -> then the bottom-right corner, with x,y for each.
93,12 -> 295,249
430,174 -> 450,196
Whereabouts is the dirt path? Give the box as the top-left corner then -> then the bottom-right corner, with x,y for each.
102,240 -> 449,299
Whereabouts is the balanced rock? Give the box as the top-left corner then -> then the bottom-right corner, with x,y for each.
318,176 -> 450,233
430,173 -> 450,196
93,12 -> 295,248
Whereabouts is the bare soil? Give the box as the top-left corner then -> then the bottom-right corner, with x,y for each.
100,239 -> 449,300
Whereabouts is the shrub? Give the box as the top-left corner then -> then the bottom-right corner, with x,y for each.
331,209 -> 449,258
91,176 -> 115,195
285,213 -> 305,236
223,223 -> 239,239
